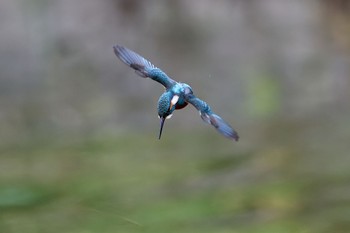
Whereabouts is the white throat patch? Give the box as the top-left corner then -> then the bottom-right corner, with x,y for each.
171,95 -> 179,105
169,95 -> 179,110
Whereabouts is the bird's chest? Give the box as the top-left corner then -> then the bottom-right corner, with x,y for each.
174,96 -> 188,109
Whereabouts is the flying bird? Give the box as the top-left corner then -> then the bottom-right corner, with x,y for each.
113,45 -> 239,141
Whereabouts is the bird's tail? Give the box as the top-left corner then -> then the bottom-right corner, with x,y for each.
113,45 -> 155,78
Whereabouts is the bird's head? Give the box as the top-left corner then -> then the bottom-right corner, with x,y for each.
157,91 -> 179,139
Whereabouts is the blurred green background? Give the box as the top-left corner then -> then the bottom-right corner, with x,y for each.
1,0 -> 350,232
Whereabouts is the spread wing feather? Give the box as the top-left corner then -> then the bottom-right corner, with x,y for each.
113,45 -> 177,89
185,93 -> 239,141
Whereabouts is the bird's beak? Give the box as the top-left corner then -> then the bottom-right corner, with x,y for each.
158,117 -> 166,140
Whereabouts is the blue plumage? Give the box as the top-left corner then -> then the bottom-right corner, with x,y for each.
113,45 -> 239,141
113,45 -> 176,89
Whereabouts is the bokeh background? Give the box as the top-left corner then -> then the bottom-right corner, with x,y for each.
1,0 -> 350,232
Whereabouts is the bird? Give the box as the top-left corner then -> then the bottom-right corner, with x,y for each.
113,45 -> 239,141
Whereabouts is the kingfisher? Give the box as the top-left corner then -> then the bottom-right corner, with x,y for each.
113,45 -> 239,141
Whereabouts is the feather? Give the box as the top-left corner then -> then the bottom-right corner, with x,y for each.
185,93 -> 239,141
113,45 -> 177,89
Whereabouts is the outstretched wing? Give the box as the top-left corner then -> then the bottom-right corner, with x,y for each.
113,45 -> 177,89
185,93 -> 239,141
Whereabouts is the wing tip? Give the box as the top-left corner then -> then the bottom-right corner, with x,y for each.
208,113 -> 239,142
113,45 -> 124,58
113,45 -> 141,69
112,44 -> 118,52
113,45 -> 125,61
113,45 -> 148,68
232,132 -> 239,142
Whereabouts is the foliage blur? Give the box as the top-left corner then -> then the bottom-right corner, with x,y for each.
1,0 -> 350,232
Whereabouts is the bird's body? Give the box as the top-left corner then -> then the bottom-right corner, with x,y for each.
113,45 -> 239,141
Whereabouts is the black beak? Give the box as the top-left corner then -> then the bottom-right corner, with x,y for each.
158,117 -> 166,140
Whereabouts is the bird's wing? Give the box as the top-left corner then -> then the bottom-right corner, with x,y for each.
185,93 -> 239,141
113,45 -> 177,89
